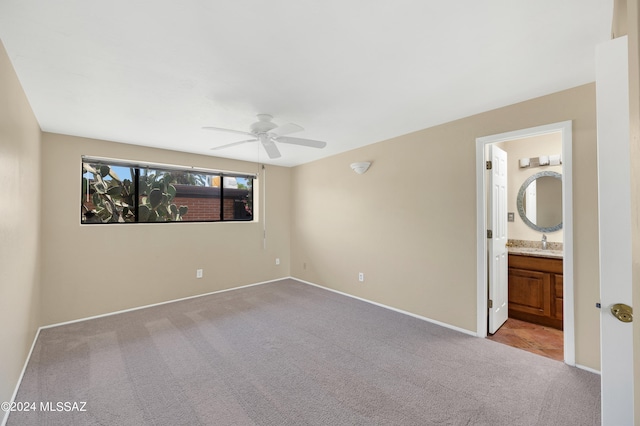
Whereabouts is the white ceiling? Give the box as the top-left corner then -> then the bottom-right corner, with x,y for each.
0,1 -> 612,167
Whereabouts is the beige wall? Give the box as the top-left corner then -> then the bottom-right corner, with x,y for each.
291,83 -> 601,370
496,133 -> 563,243
0,42 -> 42,408
40,133 -> 291,325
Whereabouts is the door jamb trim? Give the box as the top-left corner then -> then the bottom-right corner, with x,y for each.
475,121 -> 574,366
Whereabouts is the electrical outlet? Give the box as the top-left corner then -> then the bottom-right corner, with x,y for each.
275,258 -> 280,265
358,272 -> 364,282
196,269 -> 203,279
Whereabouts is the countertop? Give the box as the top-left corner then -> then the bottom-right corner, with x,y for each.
508,246 -> 563,259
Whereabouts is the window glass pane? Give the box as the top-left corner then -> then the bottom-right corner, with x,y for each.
138,169 -> 221,222
222,176 -> 253,221
82,162 -> 136,223
173,172 -> 221,222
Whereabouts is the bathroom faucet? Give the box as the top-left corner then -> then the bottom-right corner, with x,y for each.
541,234 -> 548,250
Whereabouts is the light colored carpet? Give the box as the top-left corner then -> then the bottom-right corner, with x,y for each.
7,279 -> 600,425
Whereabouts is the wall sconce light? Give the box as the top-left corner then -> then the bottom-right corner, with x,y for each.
350,162 -> 371,174
519,158 -> 530,168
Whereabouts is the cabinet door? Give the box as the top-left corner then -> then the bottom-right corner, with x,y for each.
508,268 -> 551,317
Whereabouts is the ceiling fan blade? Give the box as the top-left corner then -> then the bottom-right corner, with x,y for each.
210,139 -> 258,150
261,138 -> 282,159
270,122 -> 304,137
275,136 -> 327,149
202,126 -> 254,137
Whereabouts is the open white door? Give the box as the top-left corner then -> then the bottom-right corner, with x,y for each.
488,144 -> 508,334
596,36 -> 634,425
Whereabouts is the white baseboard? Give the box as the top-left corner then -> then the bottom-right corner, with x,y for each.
2,327 -> 41,426
41,277 -> 287,330
575,363 -> 601,375
291,277 -> 478,337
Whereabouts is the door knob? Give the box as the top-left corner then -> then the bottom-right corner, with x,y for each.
611,303 -> 633,323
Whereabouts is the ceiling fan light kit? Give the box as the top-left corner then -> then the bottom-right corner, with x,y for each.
203,114 -> 327,160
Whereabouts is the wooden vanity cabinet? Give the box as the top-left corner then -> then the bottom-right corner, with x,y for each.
508,254 -> 563,330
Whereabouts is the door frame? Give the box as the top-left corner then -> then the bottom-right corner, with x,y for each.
475,120 -> 575,365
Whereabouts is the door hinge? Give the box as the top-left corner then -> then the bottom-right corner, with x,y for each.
487,229 -> 493,239
488,299 -> 493,309
486,160 -> 492,170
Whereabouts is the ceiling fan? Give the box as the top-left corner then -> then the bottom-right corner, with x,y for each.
203,114 -> 327,159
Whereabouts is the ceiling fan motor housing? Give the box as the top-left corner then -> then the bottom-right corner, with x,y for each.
251,114 -> 277,134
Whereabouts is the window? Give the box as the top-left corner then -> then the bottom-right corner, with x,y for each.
82,159 -> 254,224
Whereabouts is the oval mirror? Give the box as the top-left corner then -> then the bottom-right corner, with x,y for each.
517,171 -> 562,232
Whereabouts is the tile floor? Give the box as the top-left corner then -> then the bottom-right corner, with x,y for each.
487,318 -> 564,361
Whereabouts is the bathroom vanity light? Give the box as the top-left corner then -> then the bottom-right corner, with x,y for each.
519,154 -> 561,168
350,162 -> 371,174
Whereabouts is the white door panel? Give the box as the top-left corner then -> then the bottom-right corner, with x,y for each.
488,145 -> 508,334
596,35 -> 634,425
